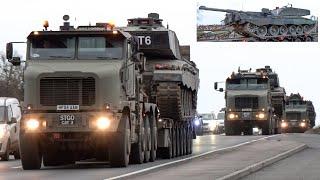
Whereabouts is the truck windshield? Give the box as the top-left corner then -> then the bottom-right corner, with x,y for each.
226,78 -> 268,90
78,36 -> 123,60
30,36 -> 76,59
201,114 -> 214,120
0,106 -> 5,122
29,35 -> 124,60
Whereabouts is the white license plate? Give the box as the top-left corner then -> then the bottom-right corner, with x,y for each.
58,114 -> 77,125
57,105 -> 79,111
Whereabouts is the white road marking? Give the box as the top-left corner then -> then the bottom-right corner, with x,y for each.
11,166 -> 22,169
105,135 -> 278,180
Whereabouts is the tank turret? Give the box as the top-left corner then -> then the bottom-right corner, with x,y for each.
199,5 -> 317,40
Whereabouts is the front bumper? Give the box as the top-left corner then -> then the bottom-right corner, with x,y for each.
21,111 -> 121,133
226,111 -> 268,121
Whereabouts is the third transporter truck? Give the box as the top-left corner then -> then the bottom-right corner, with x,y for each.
281,93 -> 316,133
215,66 -> 285,135
6,14 -> 197,169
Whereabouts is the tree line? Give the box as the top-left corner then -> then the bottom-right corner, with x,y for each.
0,52 -> 23,100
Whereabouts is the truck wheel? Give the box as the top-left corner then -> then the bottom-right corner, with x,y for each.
182,126 -> 186,155
130,120 -> 145,164
13,149 -> 20,160
176,126 -> 181,156
262,123 -> 271,135
1,140 -> 10,161
171,127 -> 177,157
144,116 -> 151,163
109,115 -> 130,167
149,113 -> 157,162
20,134 -> 42,170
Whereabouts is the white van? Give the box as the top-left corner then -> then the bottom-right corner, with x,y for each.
0,97 -> 21,161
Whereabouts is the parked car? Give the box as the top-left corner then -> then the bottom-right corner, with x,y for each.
194,115 -> 204,136
199,113 -> 217,134
0,97 -> 21,161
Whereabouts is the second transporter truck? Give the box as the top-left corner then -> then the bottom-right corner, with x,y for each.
281,93 -> 316,133
6,15 -> 198,169
215,66 -> 285,135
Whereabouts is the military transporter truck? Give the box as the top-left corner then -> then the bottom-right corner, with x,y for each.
5,16 -> 179,169
215,68 -> 278,135
121,13 -> 199,158
256,66 -> 286,133
281,93 -> 316,133
199,5 -> 318,42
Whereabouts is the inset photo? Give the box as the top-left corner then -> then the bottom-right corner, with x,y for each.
197,0 -> 318,42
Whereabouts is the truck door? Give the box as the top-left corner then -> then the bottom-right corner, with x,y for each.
125,62 -> 136,99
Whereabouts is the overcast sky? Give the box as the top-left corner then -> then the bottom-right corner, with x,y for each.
0,0 -> 319,125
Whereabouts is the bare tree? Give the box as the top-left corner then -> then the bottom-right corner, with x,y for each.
0,52 -> 24,100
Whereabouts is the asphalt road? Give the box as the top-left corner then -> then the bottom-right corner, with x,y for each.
0,135 -> 268,180
242,133 -> 320,180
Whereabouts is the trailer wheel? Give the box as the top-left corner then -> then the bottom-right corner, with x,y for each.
109,115 -> 130,167
171,127 -> 177,157
130,118 -> 145,164
20,134 -> 42,170
144,116 -> 151,163
182,126 -> 187,155
149,113 -> 157,162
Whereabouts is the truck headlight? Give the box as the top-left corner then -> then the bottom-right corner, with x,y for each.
194,120 -> 200,126
26,119 -> 40,130
258,113 -> 265,119
300,122 -> 306,127
228,113 -> 236,119
96,117 -> 110,130
281,122 -> 288,128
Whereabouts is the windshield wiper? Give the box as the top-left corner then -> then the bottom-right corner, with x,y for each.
49,55 -> 72,58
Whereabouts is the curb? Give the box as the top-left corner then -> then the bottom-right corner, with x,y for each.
106,135 -> 278,180
216,143 -> 308,180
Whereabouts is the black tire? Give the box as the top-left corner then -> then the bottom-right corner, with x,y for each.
161,128 -> 172,159
144,116 -> 151,163
176,126 -> 181,156
109,115 -> 131,167
20,134 -> 42,170
182,126 -> 186,155
171,127 -> 177,158
13,149 -> 20,160
262,122 -> 271,135
149,113 -> 157,162
130,119 -> 145,164
1,140 -> 10,161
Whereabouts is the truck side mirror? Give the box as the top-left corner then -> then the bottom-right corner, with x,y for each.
219,88 -> 224,92
214,82 -> 218,90
6,42 -> 21,66
6,43 -> 13,60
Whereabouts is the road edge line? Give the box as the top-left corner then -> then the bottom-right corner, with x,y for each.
105,135 -> 278,180
216,143 -> 308,180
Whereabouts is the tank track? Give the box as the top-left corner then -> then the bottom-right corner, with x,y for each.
234,23 -> 317,41
156,83 -> 195,121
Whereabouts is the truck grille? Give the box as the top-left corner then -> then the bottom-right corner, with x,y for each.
286,112 -> 301,120
235,97 -> 258,109
40,77 -> 95,106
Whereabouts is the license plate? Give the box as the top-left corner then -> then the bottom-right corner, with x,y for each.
57,105 -> 79,111
58,114 -> 77,125
243,112 -> 251,118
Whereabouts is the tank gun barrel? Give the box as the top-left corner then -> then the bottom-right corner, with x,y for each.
199,6 -> 238,13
